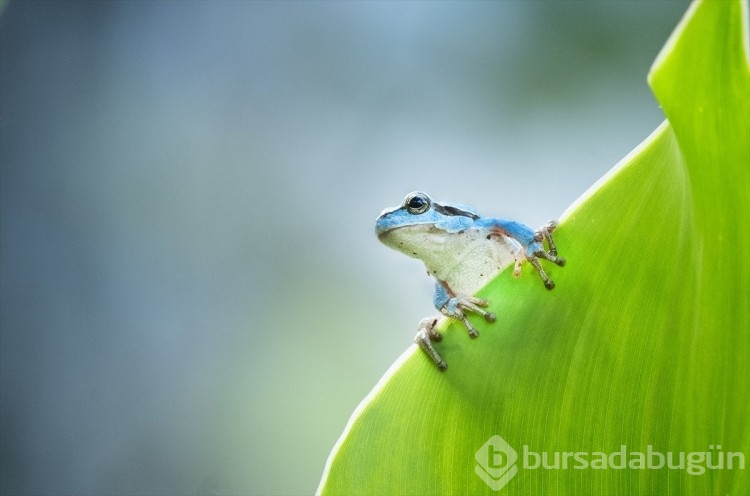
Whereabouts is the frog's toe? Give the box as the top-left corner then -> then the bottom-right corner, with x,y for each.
556,257 -> 566,267
485,312 -> 496,323
456,314 -> 480,338
456,296 -> 493,320
545,280 -> 555,290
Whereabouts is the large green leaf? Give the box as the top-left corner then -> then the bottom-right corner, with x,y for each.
318,1 -> 750,494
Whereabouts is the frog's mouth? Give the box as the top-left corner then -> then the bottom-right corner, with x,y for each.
377,223 -> 440,252
375,225 -> 399,243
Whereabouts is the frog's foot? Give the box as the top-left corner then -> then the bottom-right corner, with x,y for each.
415,317 -> 447,371
535,220 -> 562,257
528,220 -> 565,289
440,294 -> 496,338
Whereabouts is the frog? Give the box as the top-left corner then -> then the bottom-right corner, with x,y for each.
375,191 -> 565,371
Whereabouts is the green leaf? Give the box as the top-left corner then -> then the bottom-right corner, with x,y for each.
318,1 -> 750,494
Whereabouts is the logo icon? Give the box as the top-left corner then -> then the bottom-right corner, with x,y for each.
475,435 -> 519,491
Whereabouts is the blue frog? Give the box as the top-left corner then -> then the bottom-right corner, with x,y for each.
376,191 -> 565,370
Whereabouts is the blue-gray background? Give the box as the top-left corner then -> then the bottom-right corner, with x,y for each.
0,1 -> 686,494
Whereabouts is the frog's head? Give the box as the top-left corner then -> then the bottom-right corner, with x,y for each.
375,191 -> 479,257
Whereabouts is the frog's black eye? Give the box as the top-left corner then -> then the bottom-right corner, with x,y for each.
405,192 -> 431,215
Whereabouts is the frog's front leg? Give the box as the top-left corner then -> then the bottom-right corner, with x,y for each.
433,281 -> 496,338
414,282 -> 496,371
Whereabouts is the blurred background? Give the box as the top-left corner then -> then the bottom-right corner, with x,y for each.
1,1 -> 687,494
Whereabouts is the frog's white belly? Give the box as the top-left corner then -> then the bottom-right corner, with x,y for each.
382,224 -> 519,296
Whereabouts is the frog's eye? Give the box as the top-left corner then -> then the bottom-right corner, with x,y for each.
405,192 -> 431,215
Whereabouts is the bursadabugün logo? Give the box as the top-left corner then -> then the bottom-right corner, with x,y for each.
475,435 -> 746,491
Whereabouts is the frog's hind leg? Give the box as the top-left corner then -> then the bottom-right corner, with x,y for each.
415,318 -> 448,371
534,220 -> 566,266
536,220 -> 558,255
526,241 -> 565,290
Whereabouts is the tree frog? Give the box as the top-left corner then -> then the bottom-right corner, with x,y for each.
375,191 -> 565,371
